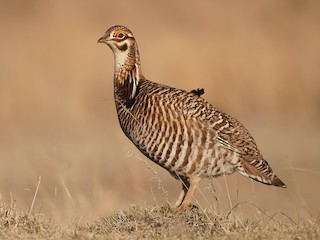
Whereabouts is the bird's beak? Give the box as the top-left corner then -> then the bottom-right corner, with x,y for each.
97,33 -> 109,44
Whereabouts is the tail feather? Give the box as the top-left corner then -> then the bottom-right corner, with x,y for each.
237,159 -> 286,188
271,175 -> 286,188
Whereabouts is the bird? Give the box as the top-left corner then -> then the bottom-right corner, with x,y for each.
98,25 -> 286,211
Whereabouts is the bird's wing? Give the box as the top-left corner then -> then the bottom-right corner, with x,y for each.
144,83 -> 261,161
173,91 -> 261,160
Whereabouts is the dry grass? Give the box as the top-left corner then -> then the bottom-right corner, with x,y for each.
86,205 -> 320,240
0,202 -> 319,239
0,202 -> 65,239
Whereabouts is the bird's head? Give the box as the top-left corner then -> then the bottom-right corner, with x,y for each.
98,25 -> 135,53
98,25 -> 143,84
98,25 -> 142,73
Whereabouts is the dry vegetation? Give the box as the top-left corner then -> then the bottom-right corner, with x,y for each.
1,0 -> 320,239
89,205 -> 320,240
0,202 -> 319,239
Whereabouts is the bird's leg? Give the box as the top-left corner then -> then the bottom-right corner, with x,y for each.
174,177 -> 190,207
174,175 -> 201,212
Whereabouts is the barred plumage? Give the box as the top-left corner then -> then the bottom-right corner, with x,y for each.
98,25 -> 286,211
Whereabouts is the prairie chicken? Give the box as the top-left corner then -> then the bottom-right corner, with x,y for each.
98,25 -> 286,211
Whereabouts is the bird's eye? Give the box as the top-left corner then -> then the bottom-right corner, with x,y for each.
117,33 -> 125,39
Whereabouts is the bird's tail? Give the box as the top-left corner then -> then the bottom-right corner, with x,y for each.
237,158 -> 286,188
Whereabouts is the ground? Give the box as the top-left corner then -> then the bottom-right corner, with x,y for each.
1,203 -> 319,240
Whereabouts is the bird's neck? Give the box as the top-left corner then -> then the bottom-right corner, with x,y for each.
114,42 -> 143,84
113,43 -> 144,107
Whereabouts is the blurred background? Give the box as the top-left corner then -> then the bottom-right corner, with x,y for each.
0,0 -> 319,224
